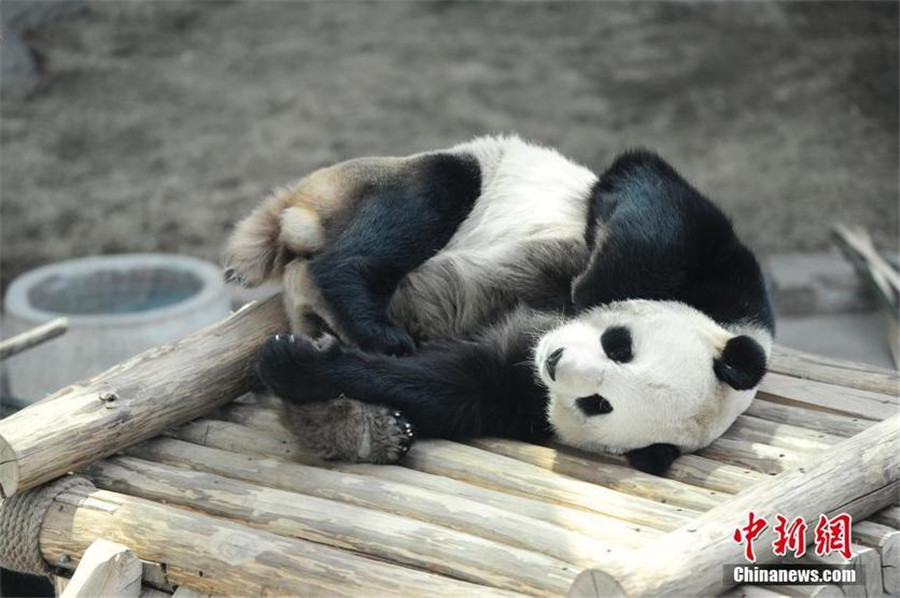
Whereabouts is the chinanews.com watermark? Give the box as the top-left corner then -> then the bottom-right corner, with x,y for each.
724,564 -> 859,586
724,511 -> 864,587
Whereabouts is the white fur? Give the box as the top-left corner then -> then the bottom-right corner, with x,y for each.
534,300 -> 771,454
446,135 -> 597,255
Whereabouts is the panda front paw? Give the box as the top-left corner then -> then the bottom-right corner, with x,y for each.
257,333 -> 338,403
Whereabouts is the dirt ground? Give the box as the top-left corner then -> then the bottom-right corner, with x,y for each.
1,1 -> 897,294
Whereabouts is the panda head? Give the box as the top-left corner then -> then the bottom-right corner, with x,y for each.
534,299 -> 771,474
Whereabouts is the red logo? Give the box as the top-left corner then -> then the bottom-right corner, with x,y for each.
733,511 -> 768,562
733,513 -> 853,562
772,515 -> 808,558
814,514 -> 853,560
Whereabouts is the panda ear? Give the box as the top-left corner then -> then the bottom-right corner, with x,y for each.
713,335 -> 767,391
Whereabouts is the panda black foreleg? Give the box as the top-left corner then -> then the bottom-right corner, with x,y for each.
257,333 -> 551,442
307,153 -> 482,356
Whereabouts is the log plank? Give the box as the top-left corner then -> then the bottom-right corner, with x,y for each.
125,437 -> 643,562
0,297 -> 288,497
568,415 -> 900,597
169,418 -> 663,544
769,345 -> 899,396
81,456 -> 576,597
40,487 -> 526,598
60,538 -> 141,598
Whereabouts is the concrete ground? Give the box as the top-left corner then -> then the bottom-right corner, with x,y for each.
777,312 -> 895,369
1,2 -> 897,369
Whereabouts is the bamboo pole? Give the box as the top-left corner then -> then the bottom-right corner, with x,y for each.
126,437 -> 639,563
60,539 -> 141,598
769,345 -> 898,396
0,317 -> 68,360
170,417 -> 662,545
40,487 -> 524,598
0,296 -> 287,498
567,415 -> 900,598
81,456 -> 575,597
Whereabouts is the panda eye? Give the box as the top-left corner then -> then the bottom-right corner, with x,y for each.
601,326 -> 633,363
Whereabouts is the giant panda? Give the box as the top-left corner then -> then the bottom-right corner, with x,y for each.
223,135 -> 775,475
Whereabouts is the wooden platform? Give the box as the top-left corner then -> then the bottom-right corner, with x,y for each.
41,346 -> 896,597
1,297 -> 896,597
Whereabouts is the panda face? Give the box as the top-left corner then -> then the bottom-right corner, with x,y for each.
534,300 -> 768,454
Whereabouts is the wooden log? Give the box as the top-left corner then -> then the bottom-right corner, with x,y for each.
171,587 -> 209,598
769,345 -> 899,396
465,438 -> 726,511
401,440 -> 699,530
0,296 -> 287,498
745,400 -> 873,438
40,487 -> 524,598
567,415 -> 900,598
758,373 -> 898,421
725,584 -> 844,598
0,317 -> 68,360
81,456 -> 575,597
60,538 -> 142,598
850,520 -> 900,594
870,505 -> 900,529
126,437 -> 642,562
169,418 -> 662,546
804,543 -> 881,598
721,416 -> 841,454
698,437 -> 807,475
218,400 -> 764,495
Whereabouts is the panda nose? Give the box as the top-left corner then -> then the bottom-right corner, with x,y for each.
545,347 -> 564,381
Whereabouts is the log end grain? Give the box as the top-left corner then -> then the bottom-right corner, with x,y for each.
568,569 -> 626,598
0,434 -> 18,498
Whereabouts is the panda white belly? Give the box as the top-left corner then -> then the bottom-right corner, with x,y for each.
390,136 -> 598,339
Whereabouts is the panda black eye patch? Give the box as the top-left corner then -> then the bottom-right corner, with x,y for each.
576,394 -> 614,416
601,326 -> 633,363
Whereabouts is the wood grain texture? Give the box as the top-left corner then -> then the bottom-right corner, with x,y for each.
125,437 -> 641,562
758,373 -> 899,421
568,415 -> 900,598
466,438 -> 726,511
80,456 -> 576,597
850,520 -> 900,593
60,538 -> 142,598
40,487 -> 525,598
0,296 -> 287,497
745,400 -> 874,438
769,345 -> 899,396
171,417 -> 663,546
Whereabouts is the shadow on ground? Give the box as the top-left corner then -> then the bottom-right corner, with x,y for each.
1,2 -> 897,293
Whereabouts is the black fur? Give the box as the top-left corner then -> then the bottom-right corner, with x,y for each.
258,149 -> 775,476
258,319 -> 554,441
625,443 -> 682,476
576,151 -> 775,335
714,335 -> 768,390
309,153 -> 482,355
600,326 -> 633,363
